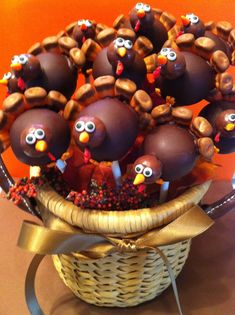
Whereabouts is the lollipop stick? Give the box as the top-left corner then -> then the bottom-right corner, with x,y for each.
111,161 -> 122,187
232,171 -> 235,190
159,181 -> 170,203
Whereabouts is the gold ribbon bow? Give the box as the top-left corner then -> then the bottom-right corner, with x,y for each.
17,205 -> 214,315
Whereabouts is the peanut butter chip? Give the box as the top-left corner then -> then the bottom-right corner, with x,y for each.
160,11 -> 176,31
3,93 -> 25,113
42,36 -> 58,50
24,87 -> 47,106
113,14 -> 126,30
69,48 -> 86,67
64,100 -> 80,121
27,42 -> 43,55
176,33 -> 195,50
195,37 -> 215,54
131,90 -> 152,112
94,75 -> 115,90
172,107 -> 193,124
117,28 -> 136,42
133,36 -> 153,58
115,78 -> 137,99
47,91 -> 67,110
58,37 -> 77,52
216,21 -> 233,41
228,29 -> 235,49
97,28 -> 116,47
81,39 -> 102,61
0,110 -> 8,129
151,104 -> 171,120
191,116 -> 213,137
211,50 -> 229,73
198,137 -> 215,159
65,21 -> 77,35
74,84 -> 96,103
216,73 -> 233,95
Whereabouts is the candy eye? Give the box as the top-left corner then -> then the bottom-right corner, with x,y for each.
19,55 -> 28,64
114,37 -> 125,48
85,20 -> 92,27
78,20 -> 84,26
124,40 -> 133,49
85,121 -> 96,133
3,72 -> 12,80
143,167 -> 153,177
11,55 -> 19,64
135,2 -> 144,10
25,133 -> 36,145
167,51 -> 177,61
160,48 -> 170,56
143,4 -> 151,12
135,164 -> 144,174
35,128 -> 45,140
75,121 -> 85,132
191,15 -> 199,24
228,114 -> 235,122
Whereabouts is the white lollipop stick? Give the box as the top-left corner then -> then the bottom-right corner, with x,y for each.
159,181 -> 170,203
111,160 -> 122,187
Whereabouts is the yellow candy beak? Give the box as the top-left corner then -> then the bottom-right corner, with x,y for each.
117,47 -> 127,58
10,62 -> 22,71
137,9 -> 145,18
157,54 -> 168,65
133,173 -> 145,185
181,15 -> 190,27
0,79 -> 8,86
35,140 -> 48,152
224,123 -> 235,131
79,131 -> 90,143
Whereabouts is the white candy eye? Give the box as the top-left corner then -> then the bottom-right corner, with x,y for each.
25,133 -> 36,145
167,51 -> 177,61
19,55 -> 28,64
135,164 -> 144,174
143,4 -> 151,12
191,14 -> 199,24
135,2 -> 144,10
35,128 -> 45,140
228,114 -> 235,122
124,40 -> 133,49
75,121 -> 85,132
114,37 -> 125,48
78,20 -> 84,26
85,121 -> 96,133
3,72 -> 12,80
11,55 -> 19,64
85,20 -> 92,27
160,48 -> 170,56
143,167 -> 153,177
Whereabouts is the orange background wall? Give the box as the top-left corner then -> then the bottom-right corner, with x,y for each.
0,0 -> 234,179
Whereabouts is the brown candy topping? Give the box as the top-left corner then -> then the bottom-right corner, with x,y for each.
27,42 -> 44,55
47,90 -> 67,111
130,90 -> 153,112
24,87 -> 47,107
3,93 -> 25,113
0,111 -> 8,130
115,78 -> 137,100
133,36 -> 153,58
216,73 -> 233,95
205,21 -> 216,31
42,36 -> 58,51
194,37 -> 215,60
216,21 -> 233,41
113,14 -> 126,30
94,75 -> 115,98
172,107 -> 193,125
69,47 -> 86,68
210,50 -> 230,73
74,83 -> 97,106
151,104 -> 172,124
191,116 -> 213,137
81,38 -> 102,61
64,100 -> 80,121
176,33 -> 194,51
228,29 -> 235,50
144,53 -> 158,73
159,11 -> 176,31
197,137 -> 215,160
58,36 -> 78,55
117,28 -> 136,42
97,28 -> 116,47
65,21 -> 77,35
96,23 -> 109,34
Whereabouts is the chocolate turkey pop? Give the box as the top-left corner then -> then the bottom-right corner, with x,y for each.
10,109 -> 71,173
73,98 -> 139,186
92,37 -> 147,88
10,53 -> 78,99
71,19 -> 96,47
0,71 -> 23,94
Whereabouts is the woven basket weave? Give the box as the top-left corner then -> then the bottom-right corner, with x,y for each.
36,181 -> 210,307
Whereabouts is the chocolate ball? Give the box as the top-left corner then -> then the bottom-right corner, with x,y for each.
75,98 -> 139,161
157,51 -> 215,105
10,109 -> 71,166
143,124 -> 198,181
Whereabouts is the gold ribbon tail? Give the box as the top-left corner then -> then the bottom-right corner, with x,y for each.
25,254 -> 45,315
154,247 -> 183,315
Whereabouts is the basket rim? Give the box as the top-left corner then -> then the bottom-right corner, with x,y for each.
36,181 -> 211,235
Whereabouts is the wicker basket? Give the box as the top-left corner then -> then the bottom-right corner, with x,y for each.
36,181 -> 210,307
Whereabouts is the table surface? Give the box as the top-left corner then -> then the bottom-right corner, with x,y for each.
0,181 -> 235,315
